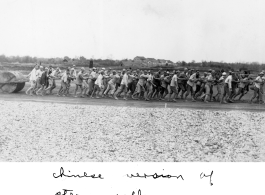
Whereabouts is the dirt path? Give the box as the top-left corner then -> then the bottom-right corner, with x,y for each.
0,92 -> 265,112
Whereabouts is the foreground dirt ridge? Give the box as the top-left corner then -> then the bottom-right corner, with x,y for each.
0,100 -> 264,162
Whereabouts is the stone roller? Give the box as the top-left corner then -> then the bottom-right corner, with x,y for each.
0,71 -> 29,93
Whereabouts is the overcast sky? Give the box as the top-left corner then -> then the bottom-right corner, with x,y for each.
0,0 -> 265,63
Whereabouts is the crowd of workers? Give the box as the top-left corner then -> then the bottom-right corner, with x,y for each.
25,64 -> 265,104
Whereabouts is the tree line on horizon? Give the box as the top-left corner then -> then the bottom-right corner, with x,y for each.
0,54 -> 265,72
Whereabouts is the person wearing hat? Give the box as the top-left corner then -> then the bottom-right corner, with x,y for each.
74,67 -> 86,98
221,71 -> 233,103
228,70 -> 239,101
250,72 -> 264,104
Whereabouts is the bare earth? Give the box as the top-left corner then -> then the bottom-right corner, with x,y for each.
0,95 -> 264,162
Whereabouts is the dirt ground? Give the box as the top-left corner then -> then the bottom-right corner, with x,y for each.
0,99 -> 264,162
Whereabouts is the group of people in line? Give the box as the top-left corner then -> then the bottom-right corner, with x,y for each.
25,64 -> 265,104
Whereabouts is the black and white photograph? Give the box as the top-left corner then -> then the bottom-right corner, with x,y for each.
0,0 -> 265,164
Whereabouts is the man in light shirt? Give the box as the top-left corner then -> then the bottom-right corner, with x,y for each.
204,71 -> 215,103
103,70 -> 120,98
146,71 -> 156,101
57,69 -> 69,96
74,67 -> 86,98
169,70 -> 178,102
250,72 -> 264,104
87,67 -> 97,96
102,68 -> 109,95
221,71 -> 233,103
34,66 -> 44,94
218,72 -> 227,103
185,70 -> 198,102
26,64 -> 39,95
114,69 -> 128,100
213,72 -> 224,102
132,70 -> 149,100
91,70 -> 104,98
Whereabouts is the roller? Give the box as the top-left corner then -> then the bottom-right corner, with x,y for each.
0,71 -> 29,93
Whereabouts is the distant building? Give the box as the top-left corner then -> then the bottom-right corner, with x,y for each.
145,58 -> 158,65
134,56 -> 146,62
158,59 -> 167,64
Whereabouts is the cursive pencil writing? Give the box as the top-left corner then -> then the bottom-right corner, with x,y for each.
53,167 -> 104,179
55,189 -> 77,195
200,171 -> 213,186
126,173 -> 184,180
132,189 -> 141,195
